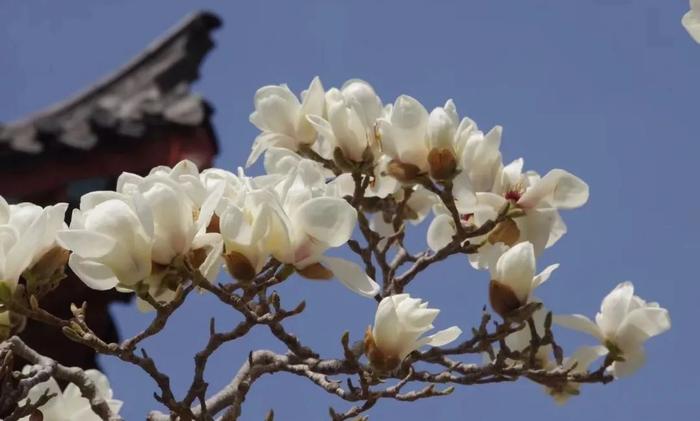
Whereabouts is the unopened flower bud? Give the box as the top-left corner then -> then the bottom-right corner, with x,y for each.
427,148 -> 457,181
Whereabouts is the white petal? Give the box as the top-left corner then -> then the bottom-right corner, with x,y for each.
553,314 -> 604,341
422,326 -> 462,347
197,182 -> 224,232
519,169 -> 589,210
596,281 -> 635,338
246,132 -> 297,167
193,233 -> 225,283
519,211 -> 555,256
57,230 -> 117,258
612,347 -> 646,378
532,263 -> 559,289
373,294 -> 404,351
615,306 -> 671,351
452,171 -> 476,210
0,196 -> 9,224
251,85 -> 299,134
427,214 -> 456,252
295,197 -> 357,247
565,345 -> 608,373
68,254 -> 120,291
494,242 -> 536,301
320,256 -> 379,298
683,9 -> 700,44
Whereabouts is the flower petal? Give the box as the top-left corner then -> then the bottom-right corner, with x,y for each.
493,242 -> 536,301
612,347 -> 646,378
596,281 -> 635,338
295,197 -> 357,247
427,214 -> 456,252
532,263 -> 559,289
615,306 -> 671,351
519,169 -> 589,210
553,314 -> 604,341
68,254 -> 120,291
320,256 -> 379,298
422,326 -> 462,348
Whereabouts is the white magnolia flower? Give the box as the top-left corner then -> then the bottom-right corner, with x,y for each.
487,242 -> 558,317
117,170 -> 221,267
62,164 -> 225,306
378,95 -> 431,175
0,197 -> 68,292
307,79 -> 383,163
145,160 -> 209,206
554,282 -> 671,377
365,294 -> 462,372
683,0 -> 700,43
58,192 -> 153,291
456,123 -> 503,193
19,366 -> 122,421
247,77 -> 325,166
462,159 -> 587,269
220,160 -> 380,297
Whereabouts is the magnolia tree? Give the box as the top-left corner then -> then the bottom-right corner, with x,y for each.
0,77 -> 671,421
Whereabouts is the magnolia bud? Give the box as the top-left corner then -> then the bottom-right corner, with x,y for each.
224,251 -> 256,282
297,263 -> 334,280
487,218 -> 520,246
363,326 -> 401,373
427,148 -> 457,181
489,279 -> 522,317
387,160 -> 422,183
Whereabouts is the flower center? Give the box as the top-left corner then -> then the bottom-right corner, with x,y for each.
504,190 -> 522,203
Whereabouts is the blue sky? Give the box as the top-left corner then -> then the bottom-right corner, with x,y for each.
1,1 -> 697,419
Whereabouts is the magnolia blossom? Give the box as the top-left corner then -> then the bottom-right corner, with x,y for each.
486,242 -> 558,317
60,160 -> 226,303
683,0 -> 700,43
307,79 -> 383,163
0,196 -> 68,292
19,366 -> 122,421
58,192 -> 153,291
554,282 -> 671,377
452,159 -> 587,269
246,77 -> 325,166
219,159 -> 380,297
364,294 -> 461,372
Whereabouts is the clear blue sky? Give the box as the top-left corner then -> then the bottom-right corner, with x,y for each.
1,1 -> 696,419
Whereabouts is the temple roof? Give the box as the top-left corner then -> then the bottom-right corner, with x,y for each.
0,11 -> 221,160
